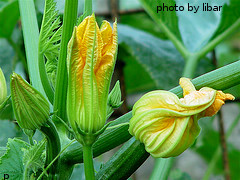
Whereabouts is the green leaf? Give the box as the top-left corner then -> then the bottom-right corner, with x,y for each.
174,0 -> 227,52
140,0 -> 240,53
0,0 -> 19,38
19,0 -> 46,96
212,0 -> 240,39
118,25 -> 214,92
118,24 -> 184,90
120,13 -> 166,39
0,138 -> 28,180
140,0 -> 182,40
39,0 -> 62,88
22,140 -> 46,177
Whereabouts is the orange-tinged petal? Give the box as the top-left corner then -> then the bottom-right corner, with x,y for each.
204,90 -> 235,116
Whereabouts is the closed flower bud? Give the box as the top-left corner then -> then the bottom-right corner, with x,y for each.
107,81 -> 123,118
0,68 -> 7,105
108,80 -> 123,109
129,77 -> 234,158
67,14 -> 118,141
11,73 -> 50,130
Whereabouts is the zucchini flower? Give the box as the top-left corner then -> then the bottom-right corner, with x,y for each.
11,73 -> 50,130
0,67 -> 7,106
67,14 -> 117,143
129,77 -> 234,158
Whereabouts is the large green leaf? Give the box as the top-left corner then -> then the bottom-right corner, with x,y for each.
140,0 -> 240,53
0,138 -> 28,180
22,140 -> 46,177
120,13 -> 166,39
175,0 -> 227,52
118,25 -> 214,92
0,0 -> 19,38
118,24 -> 184,90
140,0 -> 182,40
212,0 -> 240,39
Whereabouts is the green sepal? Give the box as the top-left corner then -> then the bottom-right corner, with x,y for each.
10,72 -> 50,130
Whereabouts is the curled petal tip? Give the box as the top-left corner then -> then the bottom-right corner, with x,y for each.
179,77 -> 196,96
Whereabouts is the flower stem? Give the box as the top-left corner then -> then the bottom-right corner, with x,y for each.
84,0 -> 92,16
83,145 -> 95,180
40,121 -> 61,177
54,0 -> 78,123
182,54 -> 200,78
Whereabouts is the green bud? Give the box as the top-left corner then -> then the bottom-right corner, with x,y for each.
108,81 -> 123,109
11,73 -> 50,130
0,68 -> 7,105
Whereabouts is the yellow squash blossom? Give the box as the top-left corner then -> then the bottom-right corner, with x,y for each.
67,14 -> 117,144
129,77 -> 234,158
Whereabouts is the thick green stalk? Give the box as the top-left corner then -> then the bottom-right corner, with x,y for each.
84,0 -> 92,16
53,0 -> 78,122
18,0 -> 45,96
40,121 -> 61,178
150,158 -> 174,180
83,145 -> 95,180
182,54 -> 200,78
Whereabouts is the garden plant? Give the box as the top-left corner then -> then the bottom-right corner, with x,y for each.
1,0 -> 240,179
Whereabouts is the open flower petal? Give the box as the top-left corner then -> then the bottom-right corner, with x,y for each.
129,77 -> 234,158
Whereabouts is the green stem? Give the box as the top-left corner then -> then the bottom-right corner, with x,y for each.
83,145 -> 95,180
18,0 -> 46,96
182,54 -> 200,78
150,158 -> 174,180
6,38 -> 28,72
28,136 -> 34,146
84,0 -> 92,16
53,0 -> 78,124
24,162 -> 30,179
198,18 -> 240,59
38,53 -> 54,104
37,139 -> 76,180
40,121 -> 61,178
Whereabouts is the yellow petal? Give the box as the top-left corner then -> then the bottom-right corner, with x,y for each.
204,90 -> 235,116
179,77 -> 196,96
